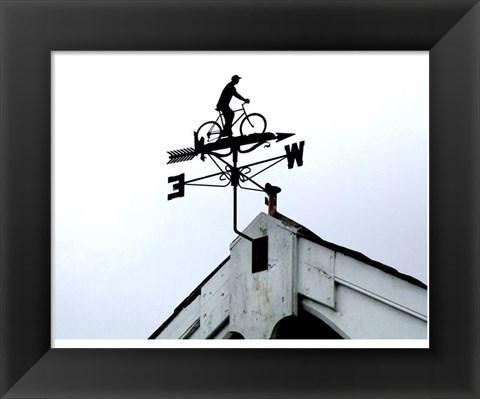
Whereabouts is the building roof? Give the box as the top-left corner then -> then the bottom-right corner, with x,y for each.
149,212 -> 426,339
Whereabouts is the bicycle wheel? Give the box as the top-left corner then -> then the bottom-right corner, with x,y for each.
240,113 -> 267,135
196,121 -> 223,143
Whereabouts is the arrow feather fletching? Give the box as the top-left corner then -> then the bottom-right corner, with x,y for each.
167,147 -> 197,164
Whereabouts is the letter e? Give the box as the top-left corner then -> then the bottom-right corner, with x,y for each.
167,173 -> 185,200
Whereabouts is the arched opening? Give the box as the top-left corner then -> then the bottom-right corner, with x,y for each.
223,331 -> 245,339
271,309 -> 343,339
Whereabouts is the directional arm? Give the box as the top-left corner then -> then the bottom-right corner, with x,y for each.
167,169 -> 232,200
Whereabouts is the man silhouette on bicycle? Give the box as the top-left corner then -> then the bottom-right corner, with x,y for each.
216,75 -> 250,137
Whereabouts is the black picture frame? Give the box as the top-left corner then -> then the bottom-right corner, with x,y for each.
1,0 -> 479,397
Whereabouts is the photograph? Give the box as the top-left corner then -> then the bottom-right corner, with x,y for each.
52,52 -> 428,347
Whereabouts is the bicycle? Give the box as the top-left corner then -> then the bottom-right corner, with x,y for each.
196,102 -> 267,143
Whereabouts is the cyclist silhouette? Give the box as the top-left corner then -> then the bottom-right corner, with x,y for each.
216,75 -> 250,137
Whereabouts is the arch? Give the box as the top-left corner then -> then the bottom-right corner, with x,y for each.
270,309 -> 344,339
301,299 -> 350,339
223,331 -> 245,339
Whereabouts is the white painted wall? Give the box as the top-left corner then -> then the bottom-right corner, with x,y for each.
229,214 -> 298,339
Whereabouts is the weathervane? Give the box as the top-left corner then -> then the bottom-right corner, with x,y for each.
166,75 -> 304,272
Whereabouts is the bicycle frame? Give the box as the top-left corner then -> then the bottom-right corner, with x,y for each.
216,103 -> 248,129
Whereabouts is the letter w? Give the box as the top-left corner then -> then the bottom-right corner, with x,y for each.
285,141 -> 305,169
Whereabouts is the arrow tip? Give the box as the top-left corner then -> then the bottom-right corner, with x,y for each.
275,132 -> 295,142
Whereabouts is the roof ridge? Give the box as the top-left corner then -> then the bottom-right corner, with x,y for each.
272,211 -> 427,289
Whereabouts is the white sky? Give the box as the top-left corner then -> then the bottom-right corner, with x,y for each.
53,52 -> 428,340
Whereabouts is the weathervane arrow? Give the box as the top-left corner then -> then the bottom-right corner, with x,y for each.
167,132 -> 295,164
200,131 -> 294,158
199,131 -> 294,151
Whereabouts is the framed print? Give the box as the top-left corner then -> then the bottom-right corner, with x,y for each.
1,0 -> 479,398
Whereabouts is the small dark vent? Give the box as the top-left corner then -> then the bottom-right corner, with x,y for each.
252,236 -> 268,273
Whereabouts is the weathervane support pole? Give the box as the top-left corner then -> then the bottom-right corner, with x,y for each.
232,146 -> 255,243
233,184 -> 254,243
